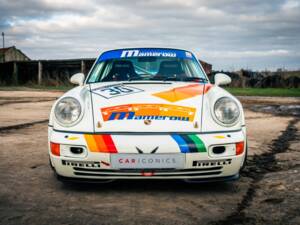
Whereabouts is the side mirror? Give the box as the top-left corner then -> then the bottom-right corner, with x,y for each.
70,73 -> 85,86
214,73 -> 231,86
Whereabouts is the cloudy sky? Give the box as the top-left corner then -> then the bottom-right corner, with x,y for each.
0,0 -> 299,70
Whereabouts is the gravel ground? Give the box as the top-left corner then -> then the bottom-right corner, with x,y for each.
0,91 -> 299,225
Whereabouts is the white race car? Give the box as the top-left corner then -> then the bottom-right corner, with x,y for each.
48,48 -> 247,183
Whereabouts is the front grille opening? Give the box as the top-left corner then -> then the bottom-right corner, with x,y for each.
72,166 -> 223,178
73,166 -> 222,173
212,146 -> 226,154
73,171 -> 222,177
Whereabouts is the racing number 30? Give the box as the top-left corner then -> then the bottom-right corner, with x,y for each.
93,85 -> 144,98
101,86 -> 134,96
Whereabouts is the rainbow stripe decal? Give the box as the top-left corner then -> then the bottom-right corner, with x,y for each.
84,134 -> 206,154
84,134 -> 118,153
171,134 -> 206,153
153,84 -> 212,102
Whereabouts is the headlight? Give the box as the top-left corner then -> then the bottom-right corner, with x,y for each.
54,97 -> 82,126
214,97 -> 240,126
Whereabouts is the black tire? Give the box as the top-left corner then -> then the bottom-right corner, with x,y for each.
56,174 -> 77,186
49,157 -> 55,171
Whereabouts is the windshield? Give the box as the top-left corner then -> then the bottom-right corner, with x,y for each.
87,53 -> 207,83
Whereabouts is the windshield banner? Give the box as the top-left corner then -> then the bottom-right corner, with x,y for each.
98,48 -> 194,62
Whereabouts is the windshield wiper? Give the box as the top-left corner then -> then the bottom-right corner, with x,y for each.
163,76 -> 208,82
163,76 -> 180,81
127,76 -> 143,81
149,75 -> 209,82
183,77 -> 208,82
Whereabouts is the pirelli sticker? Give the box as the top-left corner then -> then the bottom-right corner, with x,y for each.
62,160 -> 101,168
192,159 -> 232,167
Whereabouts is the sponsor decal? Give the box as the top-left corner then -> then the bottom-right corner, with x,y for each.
67,136 -> 79,140
185,51 -> 193,58
214,135 -> 226,139
98,48 -> 193,62
111,153 -> 185,169
101,104 -> 196,122
100,160 -> 110,166
120,49 -> 176,58
171,134 -> 206,153
192,159 -> 232,167
136,146 -> 159,154
84,134 -> 118,153
117,157 -> 176,165
152,84 -> 212,102
62,160 -> 100,168
92,84 -> 144,99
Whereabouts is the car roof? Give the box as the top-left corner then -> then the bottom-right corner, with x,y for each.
102,47 -> 190,53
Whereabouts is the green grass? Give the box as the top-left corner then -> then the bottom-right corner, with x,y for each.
225,87 -> 300,97
0,85 -> 299,97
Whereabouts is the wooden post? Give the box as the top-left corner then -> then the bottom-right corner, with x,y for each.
12,62 -> 18,85
81,60 -> 86,75
38,61 -> 42,85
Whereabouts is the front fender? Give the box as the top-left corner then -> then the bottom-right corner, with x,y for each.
201,86 -> 245,132
50,85 -> 94,133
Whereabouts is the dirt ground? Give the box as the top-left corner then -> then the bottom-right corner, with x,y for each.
0,91 -> 299,225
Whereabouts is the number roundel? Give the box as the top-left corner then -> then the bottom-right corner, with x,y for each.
92,85 -> 144,99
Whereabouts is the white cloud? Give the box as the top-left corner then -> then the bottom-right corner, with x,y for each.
281,0 -> 300,10
1,0 -> 299,70
202,49 -> 292,59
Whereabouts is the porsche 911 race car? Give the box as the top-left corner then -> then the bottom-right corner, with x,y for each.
48,48 -> 247,183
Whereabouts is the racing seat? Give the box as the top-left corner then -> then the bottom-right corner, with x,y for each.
103,60 -> 137,81
155,61 -> 186,80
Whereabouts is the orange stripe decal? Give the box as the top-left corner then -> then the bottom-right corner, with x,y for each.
84,134 -> 118,153
152,84 -> 212,102
84,134 -> 98,152
93,135 -> 109,153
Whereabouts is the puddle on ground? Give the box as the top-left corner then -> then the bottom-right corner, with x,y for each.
250,105 -> 300,117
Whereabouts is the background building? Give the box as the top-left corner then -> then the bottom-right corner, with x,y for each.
0,46 -> 30,63
199,60 -> 212,75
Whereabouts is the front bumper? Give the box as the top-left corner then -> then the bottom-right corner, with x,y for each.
48,127 -> 246,180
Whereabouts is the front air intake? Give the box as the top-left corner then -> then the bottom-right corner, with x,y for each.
70,147 -> 84,154
212,146 -> 226,154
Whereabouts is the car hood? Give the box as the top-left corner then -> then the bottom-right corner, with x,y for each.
89,81 -> 211,132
